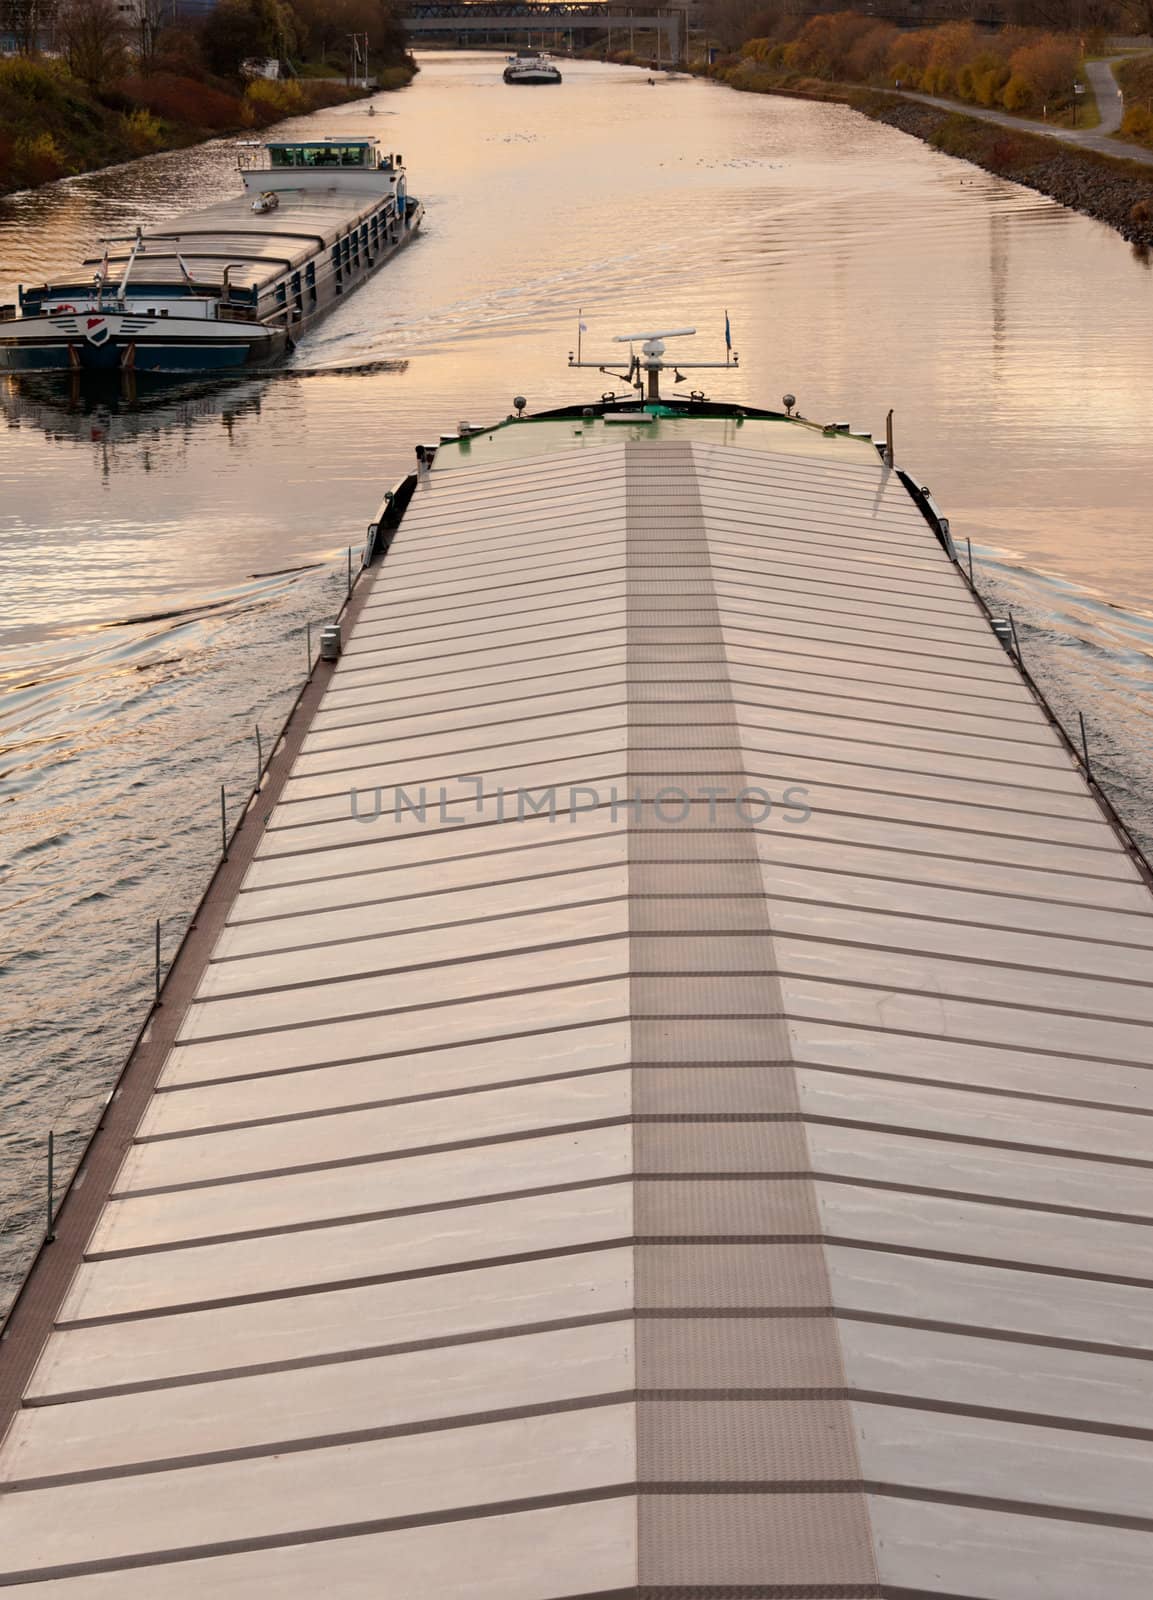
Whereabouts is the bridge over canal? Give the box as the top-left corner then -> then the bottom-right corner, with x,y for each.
402,4 -> 685,63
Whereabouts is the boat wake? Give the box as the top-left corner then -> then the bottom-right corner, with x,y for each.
0,551 -> 352,1314
283,356 -> 410,377
974,547 -> 1153,854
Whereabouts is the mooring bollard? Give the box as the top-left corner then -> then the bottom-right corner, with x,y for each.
46,1131 -> 55,1244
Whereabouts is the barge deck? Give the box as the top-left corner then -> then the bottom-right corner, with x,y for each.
1,398 -> 1151,1596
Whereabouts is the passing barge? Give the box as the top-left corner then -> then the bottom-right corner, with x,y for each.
0,136 -> 422,373
1,334 -> 1152,1595
503,50 -> 563,83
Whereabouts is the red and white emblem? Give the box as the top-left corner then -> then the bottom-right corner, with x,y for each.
85,317 -> 111,345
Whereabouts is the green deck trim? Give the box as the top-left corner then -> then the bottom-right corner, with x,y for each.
431,411 -> 880,471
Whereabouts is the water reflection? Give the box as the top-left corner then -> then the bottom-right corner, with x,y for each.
1,362 -> 405,478
1,371 -> 271,474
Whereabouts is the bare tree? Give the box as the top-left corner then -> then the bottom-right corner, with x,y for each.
134,0 -> 173,72
57,0 -> 127,87
997,0 -> 1128,27
700,0 -> 784,51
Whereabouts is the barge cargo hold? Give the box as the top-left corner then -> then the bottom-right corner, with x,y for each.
1,360 -> 1151,1596
0,137 -> 422,374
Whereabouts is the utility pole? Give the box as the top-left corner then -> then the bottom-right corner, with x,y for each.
347,31 -> 369,89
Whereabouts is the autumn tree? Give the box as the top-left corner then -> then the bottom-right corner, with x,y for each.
785,11 -> 889,79
1010,34 -> 1079,101
844,20 -> 898,81
888,27 -> 935,87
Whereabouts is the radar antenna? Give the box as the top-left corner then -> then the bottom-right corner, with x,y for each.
568,324 -> 737,402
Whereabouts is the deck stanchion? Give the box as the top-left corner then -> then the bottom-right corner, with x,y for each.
255,723 -> 263,786
966,538 -> 974,587
1008,610 -> 1022,660
306,621 -> 312,675
220,784 -> 228,860
1079,711 -> 1092,780
46,1131 -> 55,1243
155,918 -> 162,1006
347,546 -> 353,597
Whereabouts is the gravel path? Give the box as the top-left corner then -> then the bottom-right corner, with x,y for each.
899,60 -> 1153,168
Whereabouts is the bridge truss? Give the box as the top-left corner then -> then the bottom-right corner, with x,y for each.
402,4 -> 684,62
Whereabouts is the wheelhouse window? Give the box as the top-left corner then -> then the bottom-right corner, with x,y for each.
268,144 -> 371,169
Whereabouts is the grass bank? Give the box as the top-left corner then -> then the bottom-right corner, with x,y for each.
0,58 -> 414,198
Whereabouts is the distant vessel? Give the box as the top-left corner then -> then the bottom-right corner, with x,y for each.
0,136 -> 422,374
503,50 -> 562,84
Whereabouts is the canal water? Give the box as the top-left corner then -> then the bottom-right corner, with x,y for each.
1,52 -> 1151,1312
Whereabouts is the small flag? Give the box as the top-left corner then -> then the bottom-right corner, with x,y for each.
724,311 -> 732,351
579,319 -> 588,332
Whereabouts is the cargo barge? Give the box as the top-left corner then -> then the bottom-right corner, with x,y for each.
503,50 -> 563,83
1,333 -> 1151,1595
0,136 -> 422,373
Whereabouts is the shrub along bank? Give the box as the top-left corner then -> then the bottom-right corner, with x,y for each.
1,0 -> 414,195
0,59 -> 400,194
1116,53 -> 1153,148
